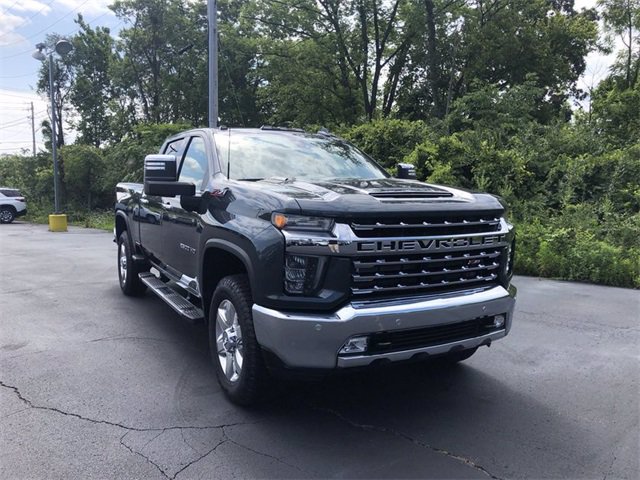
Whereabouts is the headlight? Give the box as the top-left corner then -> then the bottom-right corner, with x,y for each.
271,213 -> 334,232
284,254 -> 321,295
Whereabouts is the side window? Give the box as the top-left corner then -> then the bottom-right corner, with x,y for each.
163,138 -> 185,156
179,137 -> 209,190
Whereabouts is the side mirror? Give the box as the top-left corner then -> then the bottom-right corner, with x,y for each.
396,163 -> 417,180
143,154 -> 195,197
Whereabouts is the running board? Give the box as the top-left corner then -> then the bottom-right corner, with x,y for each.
139,272 -> 204,324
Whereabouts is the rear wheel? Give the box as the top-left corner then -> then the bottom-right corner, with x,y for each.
0,207 -> 16,224
209,274 -> 268,405
117,231 -> 147,296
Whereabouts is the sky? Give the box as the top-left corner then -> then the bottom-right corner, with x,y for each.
0,0 -> 621,156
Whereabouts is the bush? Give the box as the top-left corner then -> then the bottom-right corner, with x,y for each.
343,119 -> 430,169
515,219 -> 640,288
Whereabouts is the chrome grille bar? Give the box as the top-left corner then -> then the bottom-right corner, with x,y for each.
352,218 -> 500,230
351,273 -> 499,296
353,262 -> 500,283
353,250 -> 501,268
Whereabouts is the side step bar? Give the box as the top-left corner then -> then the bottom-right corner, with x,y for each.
139,272 -> 204,324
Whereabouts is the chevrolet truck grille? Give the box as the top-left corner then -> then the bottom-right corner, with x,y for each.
351,249 -> 502,297
348,215 -> 505,299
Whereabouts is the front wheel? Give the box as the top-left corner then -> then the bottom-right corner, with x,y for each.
209,274 -> 268,405
117,231 -> 147,296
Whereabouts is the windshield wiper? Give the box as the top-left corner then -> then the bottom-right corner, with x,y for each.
237,176 -> 295,183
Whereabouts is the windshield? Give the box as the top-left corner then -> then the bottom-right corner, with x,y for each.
213,131 -> 389,181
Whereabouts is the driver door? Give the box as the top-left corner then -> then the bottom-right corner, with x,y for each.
162,135 -> 210,281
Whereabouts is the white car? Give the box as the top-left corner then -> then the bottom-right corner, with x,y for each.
0,188 -> 27,224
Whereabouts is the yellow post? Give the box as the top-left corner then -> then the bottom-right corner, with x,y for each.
48,214 -> 68,232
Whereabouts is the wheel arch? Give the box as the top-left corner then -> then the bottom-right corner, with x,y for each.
201,240 -> 254,319
1,204 -> 17,213
115,211 -> 128,239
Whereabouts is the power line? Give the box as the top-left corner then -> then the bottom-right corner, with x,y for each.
0,0 -> 21,16
0,90 -> 38,99
0,16 -> 123,60
0,71 -> 39,79
0,0 -> 56,40
0,112 -> 46,130
0,81 -> 113,132
2,0 -> 94,46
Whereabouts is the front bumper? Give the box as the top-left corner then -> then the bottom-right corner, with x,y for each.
16,208 -> 27,217
253,284 -> 516,369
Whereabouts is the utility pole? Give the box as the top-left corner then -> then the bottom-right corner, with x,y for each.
208,0 -> 218,128
30,102 -> 36,158
32,38 -> 73,231
48,52 -> 61,214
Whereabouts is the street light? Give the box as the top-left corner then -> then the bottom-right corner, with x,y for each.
32,39 -> 73,230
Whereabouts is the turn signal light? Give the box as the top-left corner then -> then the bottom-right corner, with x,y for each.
272,213 -> 288,229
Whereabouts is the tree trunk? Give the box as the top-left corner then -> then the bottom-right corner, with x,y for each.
424,0 -> 443,118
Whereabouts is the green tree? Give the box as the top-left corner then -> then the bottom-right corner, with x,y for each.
69,15 -> 118,147
61,145 -> 106,210
598,0 -> 640,88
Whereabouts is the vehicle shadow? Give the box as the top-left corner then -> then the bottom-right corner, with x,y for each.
121,292 -> 600,479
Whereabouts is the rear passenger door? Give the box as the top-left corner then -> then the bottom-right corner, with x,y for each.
163,135 -> 210,282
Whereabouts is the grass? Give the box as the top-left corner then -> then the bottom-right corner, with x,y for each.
25,208 -> 115,232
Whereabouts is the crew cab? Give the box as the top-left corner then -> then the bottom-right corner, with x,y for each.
115,127 -> 516,404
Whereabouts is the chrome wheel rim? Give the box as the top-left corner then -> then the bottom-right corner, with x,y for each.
0,210 -> 11,222
119,243 -> 127,284
215,299 -> 243,383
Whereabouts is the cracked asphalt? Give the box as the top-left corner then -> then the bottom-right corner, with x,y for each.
1,222 -> 639,479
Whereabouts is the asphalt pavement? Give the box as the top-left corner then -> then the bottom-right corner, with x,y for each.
1,222 -> 638,479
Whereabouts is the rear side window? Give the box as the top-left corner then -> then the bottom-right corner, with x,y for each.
0,189 -> 21,197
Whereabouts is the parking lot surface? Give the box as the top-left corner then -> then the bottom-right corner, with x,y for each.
1,222 -> 639,479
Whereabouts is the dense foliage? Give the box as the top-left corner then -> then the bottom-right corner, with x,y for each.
1,0 -> 638,287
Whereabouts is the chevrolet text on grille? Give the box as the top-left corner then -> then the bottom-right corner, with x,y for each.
357,234 -> 508,253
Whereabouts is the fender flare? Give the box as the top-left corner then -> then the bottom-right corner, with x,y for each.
201,238 -> 256,289
115,210 -> 134,250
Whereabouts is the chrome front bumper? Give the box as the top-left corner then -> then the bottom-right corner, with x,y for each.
252,284 -> 517,369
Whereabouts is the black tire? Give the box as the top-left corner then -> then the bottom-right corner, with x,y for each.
208,274 -> 268,405
117,231 -> 147,296
0,207 -> 16,224
440,347 -> 478,364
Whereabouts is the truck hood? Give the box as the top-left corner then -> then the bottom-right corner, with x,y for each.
251,177 -> 504,217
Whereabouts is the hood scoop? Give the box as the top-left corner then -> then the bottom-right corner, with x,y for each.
369,190 -> 454,199
368,188 -> 453,199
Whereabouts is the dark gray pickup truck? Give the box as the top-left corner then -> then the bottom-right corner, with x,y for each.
115,126 -> 516,404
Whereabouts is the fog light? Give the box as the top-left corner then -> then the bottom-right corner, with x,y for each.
493,314 -> 506,328
339,336 -> 369,354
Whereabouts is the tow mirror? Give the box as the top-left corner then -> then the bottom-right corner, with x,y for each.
396,163 -> 417,179
143,154 -> 195,197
